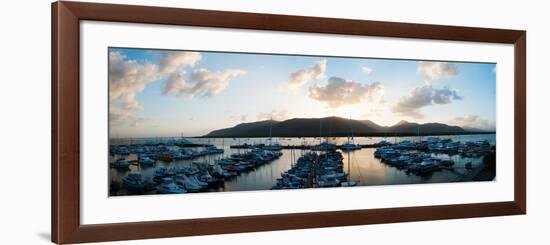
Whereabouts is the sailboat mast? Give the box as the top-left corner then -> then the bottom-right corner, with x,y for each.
269,117 -> 273,145
319,119 -> 322,145
417,125 -> 420,143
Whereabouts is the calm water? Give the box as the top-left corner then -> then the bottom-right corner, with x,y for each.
110,134 -> 495,195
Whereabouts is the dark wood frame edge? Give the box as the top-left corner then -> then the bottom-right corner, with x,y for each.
52,1 -> 526,244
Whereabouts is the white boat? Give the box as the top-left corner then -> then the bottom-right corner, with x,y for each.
175,133 -> 193,146
174,174 -> 203,192
408,160 -> 441,174
189,175 -> 209,187
317,174 -> 340,187
122,173 -> 145,191
138,156 -> 155,166
156,178 -> 186,194
173,151 -> 191,160
341,117 -> 361,151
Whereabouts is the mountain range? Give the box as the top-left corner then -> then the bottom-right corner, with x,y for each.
202,116 -> 493,138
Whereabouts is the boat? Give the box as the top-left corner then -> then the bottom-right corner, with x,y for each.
341,181 -> 357,187
198,171 -> 213,183
111,158 -> 130,169
181,165 -> 200,175
407,160 -> 441,174
311,142 -> 336,151
156,178 -> 186,194
189,175 -> 209,188
174,174 -> 203,192
340,143 -> 361,151
159,154 -> 173,162
122,173 -> 145,192
264,143 -> 283,151
175,133 -> 193,146
138,155 -> 155,166
173,151 -> 192,160
205,145 -> 224,154
153,168 -> 170,183
440,159 -> 455,166
394,140 -> 415,149
210,164 -> 225,177
317,174 -> 340,187
374,140 -> 392,147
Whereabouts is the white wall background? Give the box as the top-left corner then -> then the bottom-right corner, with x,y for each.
0,0 -> 547,244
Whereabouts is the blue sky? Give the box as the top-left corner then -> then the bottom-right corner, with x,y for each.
109,47 -> 496,138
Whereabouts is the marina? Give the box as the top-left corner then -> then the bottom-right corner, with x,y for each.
109,134 -> 496,196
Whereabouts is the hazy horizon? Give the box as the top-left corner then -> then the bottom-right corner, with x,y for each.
109,47 -> 496,138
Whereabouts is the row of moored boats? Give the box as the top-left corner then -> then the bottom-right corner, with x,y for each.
118,148 -> 283,194
374,137 -> 492,175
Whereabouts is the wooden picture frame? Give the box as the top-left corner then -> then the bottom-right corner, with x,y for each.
51,1 -> 526,244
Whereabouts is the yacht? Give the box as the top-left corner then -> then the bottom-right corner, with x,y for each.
174,174 -> 202,192
317,174 -> 340,187
122,173 -> 145,192
189,175 -> 208,188
341,117 -> 361,151
175,134 -> 193,146
156,178 -> 186,194
408,160 -> 441,174
138,155 -> 155,166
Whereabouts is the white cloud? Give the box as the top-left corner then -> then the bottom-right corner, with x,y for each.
287,60 -> 327,89
392,85 -> 462,118
109,106 -> 148,127
110,50 -> 245,126
257,110 -> 291,121
159,51 -> 201,75
308,77 -> 384,108
417,61 -> 458,83
449,115 -> 494,130
163,68 -> 246,97
361,66 -> 373,75
109,52 -> 159,127
109,52 -> 158,111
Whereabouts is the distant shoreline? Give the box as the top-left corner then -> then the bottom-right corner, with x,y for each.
195,131 -> 496,139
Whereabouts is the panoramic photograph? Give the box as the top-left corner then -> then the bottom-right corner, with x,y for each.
108,47 -> 496,196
